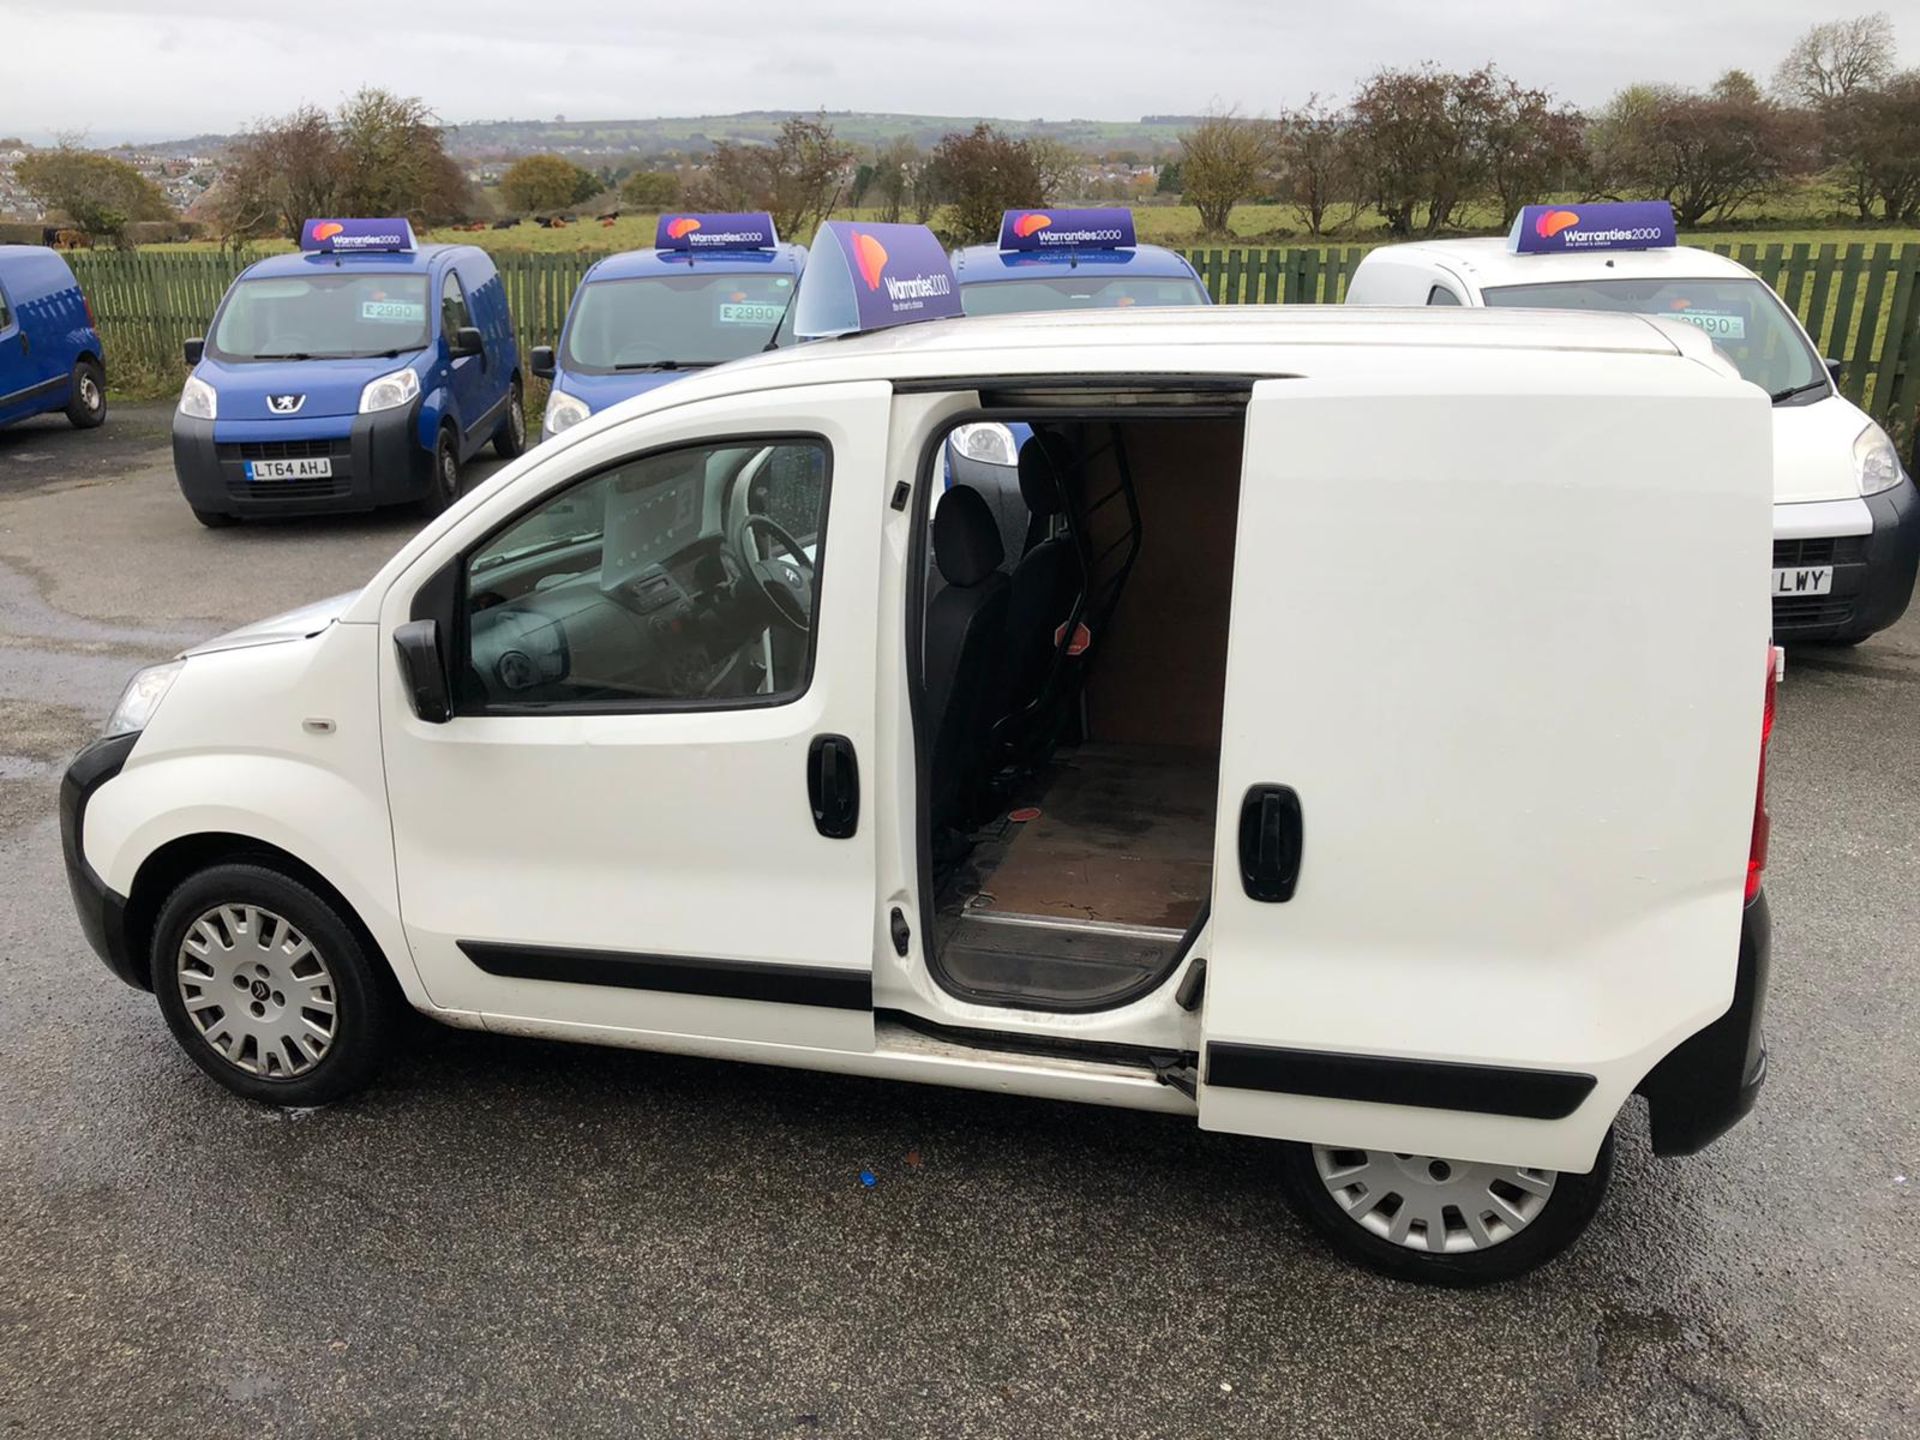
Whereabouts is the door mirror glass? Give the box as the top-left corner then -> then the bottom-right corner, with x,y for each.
183,336 -> 205,367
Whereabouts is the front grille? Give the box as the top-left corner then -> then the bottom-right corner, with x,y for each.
1772,597 -> 1854,629
225,476 -> 350,502
216,438 -> 351,462
1773,535 -> 1869,568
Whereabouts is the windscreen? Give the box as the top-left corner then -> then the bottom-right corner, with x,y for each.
1480,277 -> 1824,398
562,272 -> 797,371
209,274 -> 431,360
959,275 -> 1210,315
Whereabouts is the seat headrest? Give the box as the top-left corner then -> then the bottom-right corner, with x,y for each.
932,485 -> 1004,588
1016,430 -> 1077,518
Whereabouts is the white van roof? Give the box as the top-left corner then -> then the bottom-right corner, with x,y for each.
1358,237 -> 1759,295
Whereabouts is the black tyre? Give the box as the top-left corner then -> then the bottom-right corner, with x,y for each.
1278,1130 -> 1614,1287
418,424 -> 461,517
494,376 -> 528,459
191,506 -> 238,529
65,357 -> 106,428
151,862 -> 399,1106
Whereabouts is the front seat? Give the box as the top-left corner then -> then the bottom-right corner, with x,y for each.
1000,431 -> 1083,758
925,485 -> 1011,834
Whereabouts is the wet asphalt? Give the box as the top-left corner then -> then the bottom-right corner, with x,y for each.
0,404 -> 1915,1439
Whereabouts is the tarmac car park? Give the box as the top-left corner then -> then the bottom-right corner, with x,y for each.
64,222 -> 1780,1287
170,218 -> 525,526
531,211 -> 805,440
1346,201 -> 1920,647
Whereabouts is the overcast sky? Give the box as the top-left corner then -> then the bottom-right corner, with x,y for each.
7,0 -> 1920,143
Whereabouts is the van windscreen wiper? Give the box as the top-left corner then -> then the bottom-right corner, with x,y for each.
1770,379 -> 1830,404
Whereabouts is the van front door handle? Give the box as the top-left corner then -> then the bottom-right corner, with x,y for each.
807,734 -> 859,839
1237,784 -> 1302,902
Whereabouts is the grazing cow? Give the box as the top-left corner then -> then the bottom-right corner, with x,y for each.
596,210 -> 619,223
53,229 -> 91,250
492,218 -> 517,230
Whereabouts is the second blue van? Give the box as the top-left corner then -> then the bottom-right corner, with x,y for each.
172,219 -> 522,526
0,245 -> 106,431
532,212 -> 804,439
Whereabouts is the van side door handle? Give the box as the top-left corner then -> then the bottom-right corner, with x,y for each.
1237,784 -> 1302,902
807,734 -> 859,839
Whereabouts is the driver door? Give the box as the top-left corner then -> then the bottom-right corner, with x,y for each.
376,380 -> 890,1054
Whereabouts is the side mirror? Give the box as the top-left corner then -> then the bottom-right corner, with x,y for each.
1824,356 -> 1843,385
183,336 -> 204,367
452,325 -> 485,359
530,344 -> 555,380
393,619 -> 452,723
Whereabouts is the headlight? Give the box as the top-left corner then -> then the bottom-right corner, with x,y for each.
949,421 -> 1019,468
358,367 -> 421,415
1854,422 -> 1904,496
105,661 -> 183,737
544,389 -> 590,436
178,374 -> 217,420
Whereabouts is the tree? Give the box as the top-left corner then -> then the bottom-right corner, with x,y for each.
618,170 -> 681,208
501,154 -> 598,213
1024,136 -> 1082,204
1772,14 -> 1896,106
1273,96 -> 1361,235
921,124 -> 1045,244
1346,65 -> 1520,236
1826,70 -> 1920,221
686,113 -> 852,240
1177,111 -> 1273,236
333,88 -> 470,221
14,145 -> 171,243
868,136 -> 920,223
1483,79 -> 1588,226
1589,76 -> 1800,224
1154,159 -> 1182,195
214,105 -> 342,240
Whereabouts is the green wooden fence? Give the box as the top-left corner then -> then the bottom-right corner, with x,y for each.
70,241 -> 1920,436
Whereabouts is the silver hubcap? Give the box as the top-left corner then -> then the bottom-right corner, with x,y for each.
1313,1146 -> 1556,1254
175,905 -> 338,1079
79,375 -> 100,411
509,393 -> 524,443
441,445 -> 458,497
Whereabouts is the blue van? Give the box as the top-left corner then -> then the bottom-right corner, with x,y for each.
0,245 -> 106,431
531,212 -> 804,439
945,209 -> 1211,540
172,219 -> 522,526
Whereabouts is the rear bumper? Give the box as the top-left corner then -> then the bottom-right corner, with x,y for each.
1772,480 -> 1920,642
1637,891 -> 1770,1157
59,731 -> 145,991
172,398 -> 431,517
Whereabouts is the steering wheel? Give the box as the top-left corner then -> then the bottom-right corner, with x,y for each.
731,513 -> 815,633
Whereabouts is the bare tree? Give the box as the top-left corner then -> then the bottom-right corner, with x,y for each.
1347,65 -> 1508,236
1772,14 -> 1897,106
687,113 -> 853,240
1273,97 -> 1362,235
1178,110 -> 1273,236
1484,80 -> 1589,226
215,106 -> 342,240
869,135 -> 920,223
919,124 -> 1045,244
1023,136 -> 1084,204
1591,74 -> 1802,225
1826,70 -> 1920,221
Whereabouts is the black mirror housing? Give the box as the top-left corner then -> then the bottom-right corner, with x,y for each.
183,337 -> 205,367
452,325 -> 485,358
1824,356 -> 1843,385
393,619 -> 452,723
530,344 -> 555,379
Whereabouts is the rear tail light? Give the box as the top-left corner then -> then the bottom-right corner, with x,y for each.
1747,645 -> 1783,902
81,294 -> 95,328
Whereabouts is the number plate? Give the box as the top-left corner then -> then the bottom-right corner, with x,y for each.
1772,566 -> 1833,596
245,458 -> 332,481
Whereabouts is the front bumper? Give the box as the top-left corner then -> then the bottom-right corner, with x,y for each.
171,397 -> 431,518
1637,891 -> 1770,1156
1772,479 -> 1920,642
60,731 -> 145,990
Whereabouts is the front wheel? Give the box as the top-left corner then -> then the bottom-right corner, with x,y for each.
1278,1131 -> 1614,1286
151,862 -> 399,1106
418,425 -> 461,517
65,357 -> 106,428
494,376 -> 527,459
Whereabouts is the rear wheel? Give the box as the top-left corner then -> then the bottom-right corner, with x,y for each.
151,862 -> 398,1106
494,376 -> 527,458
418,425 -> 461,517
1278,1131 -> 1614,1286
65,358 -> 106,428
191,506 -> 238,529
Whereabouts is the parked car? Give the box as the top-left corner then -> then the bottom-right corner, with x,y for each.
171,219 -> 523,526
1346,201 -> 1920,646
945,208 -> 1213,555
533,211 -> 805,439
0,244 -> 106,430
66,222 -> 1777,1287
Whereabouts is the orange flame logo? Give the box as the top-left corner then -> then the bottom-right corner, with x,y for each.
666,217 -> 702,240
1535,209 -> 1580,239
853,232 -> 889,290
1014,213 -> 1053,238
311,221 -> 344,241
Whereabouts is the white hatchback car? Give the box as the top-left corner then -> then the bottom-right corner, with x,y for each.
64,292 -> 1777,1287
1347,210 -> 1919,646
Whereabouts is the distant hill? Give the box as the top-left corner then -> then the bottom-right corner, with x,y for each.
129,111 -> 1193,161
